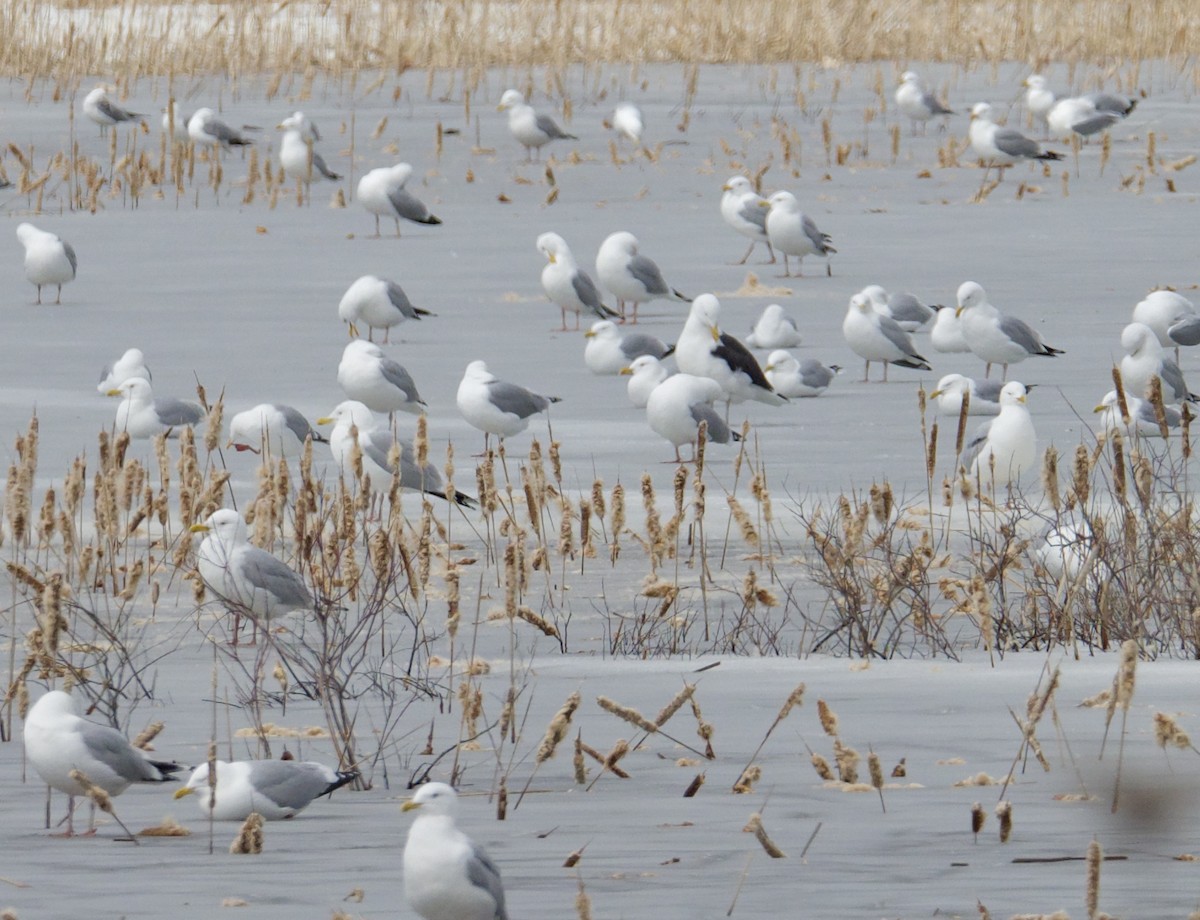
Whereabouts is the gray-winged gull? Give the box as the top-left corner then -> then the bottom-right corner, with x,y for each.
584,320 -> 672,375
175,759 -> 357,820
16,222 -> 77,304
456,360 -> 559,448
108,378 -> 204,438
278,112 -> 340,193
720,176 -> 774,265
968,103 -> 1062,177
1119,322 -> 1197,403
959,381 -> 1036,486
765,191 -> 835,277
187,107 -> 255,149
337,340 -> 426,415
339,275 -> 434,343
497,89 -> 577,162
357,163 -> 442,238
745,303 -> 802,349
97,347 -> 151,394
537,232 -> 618,330
621,354 -> 672,409
595,230 -> 690,324
763,350 -> 839,398
646,373 -> 740,464
895,71 -> 953,134
228,404 -> 327,458
956,281 -> 1064,379
930,373 -> 1005,416
83,86 -> 143,134
675,294 -> 785,408
1094,389 -> 1180,439
842,292 -> 931,382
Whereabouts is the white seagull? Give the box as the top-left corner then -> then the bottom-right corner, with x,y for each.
1023,75 -> 1058,133
337,340 -> 426,415
968,103 -> 1062,178
955,281 -> 1064,379
497,89 -> 577,162
1118,322 -> 1196,403
595,231 -> 690,324
339,275 -> 434,343
456,360 -> 560,449
161,100 -> 193,142
107,378 -> 204,439
930,304 -> 971,354
895,71 -> 953,134
83,85 -> 143,134
227,404 -> 327,458
841,292 -> 931,382
959,381 -> 1036,487
357,163 -> 442,238
97,347 -> 151,394
537,232 -> 618,331
646,373 -> 741,464
187,107 -> 255,149
620,355 -> 672,409
1094,390 -> 1180,440
745,303 -> 803,349
720,176 -> 774,265
1131,290 -> 1199,353
175,759 -> 357,821
278,112 -> 341,196
16,222 -> 77,304
612,102 -> 644,146
765,191 -> 836,277
674,294 -> 785,410
861,284 -> 935,332
763,351 -> 839,398
929,374 -> 1006,417
584,320 -> 672,376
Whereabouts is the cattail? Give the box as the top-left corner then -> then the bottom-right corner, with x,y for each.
833,740 -> 859,784
445,565 -> 461,638
1070,444 -> 1091,505
891,758 -> 907,778
230,813 -> 265,854
690,694 -> 715,758
1041,447 -> 1060,511
810,752 -> 834,781
573,733 -> 587,783
609,483 -> 625,564
744,812 -> 785,857
970,802 -> 985,841
273,662 -> 288,696
204,395 -> 223,455
1153,712 -> 1193,751
868,752 -> 884,789
574,878 -> 592,920
536,691 -> 581,762
1115,639 -> 1137,708
1085,838 -> 1102,918
817,699 -> 839,736
641,474 -> 661,557
727,496 -> 759,548
496,779 -> 507,820
601,739 -> 630,775
597,696 -> 658,733
733,765 -> 761,793
590,479 -> 606,522
996,801 -> 1013,843
132,721 -> 164,750
654,684 -> 696,727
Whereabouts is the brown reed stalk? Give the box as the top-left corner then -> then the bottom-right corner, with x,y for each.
69,769 -> 138,842
971,802 -> 985,842
597,696 -> 657,733
817,699 -> 839,737
733,684 -> 804,789
810,752 -> 834,781
733,765 -> 762,794
744,812 -> 785,857
833,740 -> 860,784
868,750 -> 885,812
1152,712 -> 1198,753
996,801 -> 1013,843
1085,838 -> 1102,918
573,733 -> 587,784
1107,641 -> 1138,813
230,813 -> 264,854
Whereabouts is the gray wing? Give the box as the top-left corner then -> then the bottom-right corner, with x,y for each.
973,379 -> 1005,404
991,127 -> 1042,159
487,380 -> 550,419
311,151 -> 340,179
1135,400 -> 1181,430
386,186 -> 433,222
62,241 -> 78,274
801,215 -> 833,255
1159,359 -> 1191,401
379,358 -> 425,405
570,269 -> 608,313
154,397 -> 204,427
1168,316 -> 1200,346
737,197 -> 768,231
395,441 -> 445,492
79,723 -> 166,782
878,315 -> 920,357
921,91 -> 953,116
888,293 -> 933,326
535,113 -> 575,140
239,547 -> 313,609
689,402 -> 732,444
620,333 -> 669,361
97,98 -> 139,123
248,762 -> 336,809
466,844 -> 508,920
1083,92 -> 1135,116
386,282 -> 420,319
1070,111 -> 1120,136
626,254 -> 670,296
797,359 -> 835,389
960,419 -> 995,471
361,428 -> 400,475
277,405 -> 318,444
996,316 -> 1043,354
205,119 -> 245,144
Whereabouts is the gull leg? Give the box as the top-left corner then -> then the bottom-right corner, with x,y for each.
35,285 -> 42,305
862,360 -> 870,383
733,241 -> 754,265
373,215 -> 381,238
56,285 -> 63,304
764,241 -> 776,265
394,219 -> 402,238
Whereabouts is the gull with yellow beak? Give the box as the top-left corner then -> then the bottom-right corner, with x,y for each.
497,89 -> 576,162
338,274 -> 434,343
959,381 -> 1036,486
674,294 -> 784,412
583,320 -> 672,375
720,176 -> 774,265
536,232 -> 618,331
175,759 -> 356,820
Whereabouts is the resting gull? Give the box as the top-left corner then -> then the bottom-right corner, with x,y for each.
959,381 -> 1036,486
228,404 -> 327,458
841,292 -> 931,382
930,373 -> 1006,417
765,191 -> 835,277
745,303 -> 803,349
720,176 -> 774,265
107,378 -> 204,439
456,360 -> 560,449
1022,75 -> 1058,134
337,340 -> 426,415
83,85 -> 143,134
176,760 -> 357,821
584,320 -> 672,376
1094,389 -> 1180,440
16,222 -> 77,304
968,103 -> 1062,177
278,112 -> 341,193
956,281 -> 1064,379
595,231 -> 690,324
1131,290 -> 1198,353
339,275 -> 434,343
1118,322 -> 1197,403
621,355 -> 672,409
537,232 -> 618,330
187,107 -> 255,149
97,347 -> 151,394
612,102 -> 644,146
861,284 -> 935,332
763,350 -> 839,398
357,163 -> 442,238
930,304 -> 970,354
646,373 -> 740,464
497,89 -> 577,162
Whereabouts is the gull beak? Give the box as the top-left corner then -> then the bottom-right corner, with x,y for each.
547,252 -> 556,264
106,388 -> 123,397
174,787 -> 196,800
189,523 -> 210,534
496,103 -> 507,112
1093,404 -> 1106,413
1018,394 -> 1027,404
757,198 -> 769,208
955,307 -> 964,317
619,366 -> 633,376
347,322 -> 359,338
316,416 -> 334,426
276,122 -> 287,130
721,183 -> 732,191
709,324 -> 720,343
584,330 -> 596,339
401,800 -> 422,812
930,389 -> 944,398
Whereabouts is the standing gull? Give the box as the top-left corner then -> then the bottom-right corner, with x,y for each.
895,71 -> 953,135
97,347 -> 151,394
536,232 -> 618,331
187,107 -> 255,150
278,112 -> 340,198
339,275 -> 434,343
646,373 -> 740,464
620,355 -> 672,409
584,320 -> 672,376
956,281 -> 1064,379
161,100 -> 193,142
861,284 -> 935,332
763,351 -> 839,398
930,374 -> 1006,417
456,361 -> 560,450
318,401 -> 476,506
228,404 -> 327,459
16,222 -> 77,304
959,381 -> 1037,487
595,231 -> 690,324
720,176 -> 774,265
108,378 -> 204,439
841,292 -> 931,382
1023,75 -> 1057,134
745,303 -> 803,349
82,86 -> 143,134
403,782 -> 509,920
1118,322 -> 1197,403
24,690 -> 181,835
765,191 -> 835,277
968,103 -> 1062,179
674,294 -> 785,409
337,340 -> 426,415
612,102 -> 644,147
497,89 -> 577,162
175,759 -> 357,821
357,163 -> 442,238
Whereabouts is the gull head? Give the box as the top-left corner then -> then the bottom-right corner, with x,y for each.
999,381 -> 1029,406
585,320 -> 617,340
850,293 -> 874,315
536,231 -> 567,263
107,377 -> 153,401
955,281 -> 986,315
931,374 -> 969,399
723,175 -> 753,194
401,781 -> 459,817
1024,74 -> 1046,90
899,71 -> 919,86
969,102 -> 992,122
1120,322 -> 1155,354
689,294 -> 722,341
497,89 -> 524,112
860,284 -> 889,308
190,507 -> 246,541
317,400 -> 376,430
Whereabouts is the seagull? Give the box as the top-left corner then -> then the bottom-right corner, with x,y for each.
646,373 -> 741,464
228,404 -> 327,458
861,284 -> 936,332
97,348 -> 151,394
23,690 -> 182,836
456,360 -> 560,450
674,294 -> 785,410
1131,290 -> 1198,354
968,103 -> 1063,178
82,86 -> 143,134
841,292 -> 931,382
620,355 -> 672,409
595,231 -> 690,324
1046,96 -> 1122,139
497,89 -> 577,162
1022,75 -> 1058,134
161,100 -> 193,142
929,374 -> 1006,416
284,110 -> 321,142
402,782 -> 509,920
955,281 -> 1064,379
191,508 -> 315,623
895,71 -> 953,134
720,176 -> 774,265
765,191 -> 836,277
536,232 -> 619,331
107,378 -> 204,438
187,107 -> 255,149
959,381 -> 1036,487
584,320 -> 673,375
339,275 -> 434,343
930,304 -> 971,354
1119,322 -> 1197,403
278,112 -> 340,196
763,351 -> 839,398
174,759 -> 357,821
745,303 -> 803,349
16,222 -> 77,304
612,102 -> 644,146
337,340 -> 426,415
1094,390 -> 1180,440
317,401 -> 476,507
357,163 -> 442,238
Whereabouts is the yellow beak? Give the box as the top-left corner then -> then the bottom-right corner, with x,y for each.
174,786 -> 196,799
709,324 -> 720,343
401,800 -> 422,812
955,307 -> 964,317
316,416 -> 334,426
106,388 -> 123,397
347,322 -> 359,338
930,389 -> 944,398
721,183 -> 732,191
584,330 -> 596,339
1093,404 -> 1106,413
619,366 -> 633,376
547,252 -> 556,264
189,523 -> 210,533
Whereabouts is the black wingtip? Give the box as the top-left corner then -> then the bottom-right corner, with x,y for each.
415,307 -> 437,318
662,344 -> 676,359
150,760 -> 186,781
730,430 -> 744,443
321,770 -> 359,798
1039,151 -> 1064,161
422,215 -> 443,226
312,432 -> 330,445
674,289 -> 692,303
454,491 -> 479,509
548,396 -> 564,404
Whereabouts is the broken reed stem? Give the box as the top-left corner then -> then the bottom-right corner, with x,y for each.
230,812 -> 264,854
1107,640 -> 1138,813
1085,838 -> 1102,919
744,812 -> 786,858
733,683 -> 804,790
515,690 -> 582,810
68,769 -> 138,843
868,750 -> 885,813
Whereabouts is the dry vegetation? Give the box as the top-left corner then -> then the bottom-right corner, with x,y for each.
0,0 -> 1198,82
